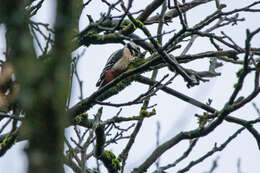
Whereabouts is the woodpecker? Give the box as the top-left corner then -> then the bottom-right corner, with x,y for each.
96,42 -> 140,87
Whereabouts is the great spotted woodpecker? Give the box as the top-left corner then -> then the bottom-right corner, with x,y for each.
96,42 -> 140,87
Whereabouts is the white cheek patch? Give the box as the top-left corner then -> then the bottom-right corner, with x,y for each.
112,48 -> 134,71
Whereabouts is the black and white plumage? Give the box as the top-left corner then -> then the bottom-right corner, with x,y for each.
96,42 -> 140,87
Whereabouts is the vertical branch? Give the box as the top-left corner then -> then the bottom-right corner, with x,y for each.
118,114 -> 144,173
157,0 -> 167,44
173,0 -> 187,29
229,28 -> 260,104
3,0 -> 75,173
237,158 -> 243,173
155,121 -> 161,169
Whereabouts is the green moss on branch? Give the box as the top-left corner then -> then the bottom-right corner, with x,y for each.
100,150 -> 121,173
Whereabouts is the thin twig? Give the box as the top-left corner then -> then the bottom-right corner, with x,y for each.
177,128 -> 245,173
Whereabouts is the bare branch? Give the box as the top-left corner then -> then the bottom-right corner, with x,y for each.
177,128 -> 245,173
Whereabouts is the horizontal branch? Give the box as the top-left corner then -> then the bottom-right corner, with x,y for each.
145,0 -> 213,25
135,75 -> 216,113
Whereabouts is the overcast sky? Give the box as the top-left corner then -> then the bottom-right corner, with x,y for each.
0,0 -> 260,173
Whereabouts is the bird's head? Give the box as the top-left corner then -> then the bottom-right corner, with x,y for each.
125,42 -> 141,57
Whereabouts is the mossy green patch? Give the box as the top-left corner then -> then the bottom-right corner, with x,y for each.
236,68 -> 244,78
101,150 -> 121,171
0,133 -> 17,156
140,108 -> 156,117
74,113 -> 88,124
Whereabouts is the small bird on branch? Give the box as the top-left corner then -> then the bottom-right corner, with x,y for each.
96,42 -> 140,87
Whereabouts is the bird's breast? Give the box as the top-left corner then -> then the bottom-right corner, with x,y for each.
112,48 -> 134,71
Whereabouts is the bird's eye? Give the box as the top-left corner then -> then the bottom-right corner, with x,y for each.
126,43 -> 140,56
